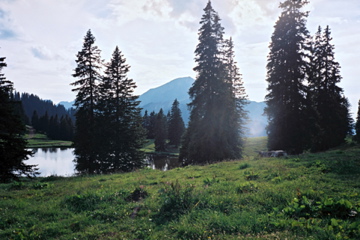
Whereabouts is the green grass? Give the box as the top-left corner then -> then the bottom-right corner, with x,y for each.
243,136 -> 268,158
141,139 -> 180,155
2,138 -> 360,239
25,133 -> 73,148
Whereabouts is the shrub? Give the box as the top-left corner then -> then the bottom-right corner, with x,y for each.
63,193 -> 103,212
244,171 -> 259,181
283,193 -> 358,220
155,180 -> 197,222
239,163 -> 250,170
63,192 -> 123,213
126,187 -> 148,202
203,176 -> 219,186
236,182 -> 258,194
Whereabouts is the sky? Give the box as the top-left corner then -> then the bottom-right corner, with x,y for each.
0,0 -> 359,116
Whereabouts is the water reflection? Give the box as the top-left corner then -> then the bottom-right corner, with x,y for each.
27,148 -> 181,177
145,154 -> 181,171
27,148 -> 76,177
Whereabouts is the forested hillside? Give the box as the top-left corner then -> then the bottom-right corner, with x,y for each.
13,92 -> 75,141
13,92 -> 75,122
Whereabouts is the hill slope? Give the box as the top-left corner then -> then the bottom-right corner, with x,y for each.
1,141 -> 359,239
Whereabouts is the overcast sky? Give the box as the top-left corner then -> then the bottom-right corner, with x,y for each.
1,0 -> 359,115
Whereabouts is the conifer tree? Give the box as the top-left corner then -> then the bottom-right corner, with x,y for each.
38,111 -> 49,133
31,110 -> 39,130
98,46 -> 145,172
180,1 -> 247,164
265,0 -> 312,154
309,26 -> 351,151
142,110 -> 150,136
154,109 -> 168,152
143,111 -> 157,139
353,100 -> 360,143
222,38 -> 248,155
0,55 -> 37,182
59,115 -> 74,141
168,99 -> 185,147
71,29 -> 102,174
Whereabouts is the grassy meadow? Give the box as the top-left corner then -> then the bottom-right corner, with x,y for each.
25,133 -> 72,148
1,138 -> 360,239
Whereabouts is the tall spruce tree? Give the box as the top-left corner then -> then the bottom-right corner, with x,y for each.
0,55 -> 37,182
154,109 -> 168,152
180,1 -> 247,164
168,99 -> 185,147
71,29 -> 102,174
222,38 -> 248,155
353,100 -> 360,143
309,26 -> 351,151
98,46 -> 146,172
265,0 -> 312,154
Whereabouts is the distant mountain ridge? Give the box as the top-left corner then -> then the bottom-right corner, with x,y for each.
138,77 -> 268,137
59,76 -> 268,137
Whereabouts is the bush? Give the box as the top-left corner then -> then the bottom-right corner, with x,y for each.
244,171 -> 259,180
155,180 -> 197,222
239,163 -> 250,170
236,182 -> 258,194
63,192 -> 123,213
203,176 -> 219,186
126,187 -> 148,202
283,193 -> 358,220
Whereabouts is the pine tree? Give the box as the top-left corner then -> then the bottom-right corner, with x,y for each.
0,55 -> 37,182
265,0 -> 312,154
48,114 -> 60,140
144,111 -> 157,139
168,99 -> 185,147
353,100 -> 360,143
222,38 -> 248,156
142,110 -> 150,136
180,1 -> 247,164
309,26 -> 351,151
38,111 -> 49,133
97,46 -> 146,172
71,29 -> 102,174
154,109 -> 168,152
61,115 -> 74,141
31,110 -> 39,130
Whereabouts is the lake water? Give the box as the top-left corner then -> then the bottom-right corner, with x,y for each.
26,148 -> 181,177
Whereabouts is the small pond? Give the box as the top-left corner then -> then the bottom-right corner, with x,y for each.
26,148 -> 181,177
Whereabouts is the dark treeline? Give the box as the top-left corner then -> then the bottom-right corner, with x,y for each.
142,99 -> 185,152
31,112 -> 74,141
12,92 -> 75,141
13,92 -> 75,122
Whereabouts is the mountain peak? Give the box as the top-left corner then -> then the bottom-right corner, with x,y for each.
138,77 -> 194,105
